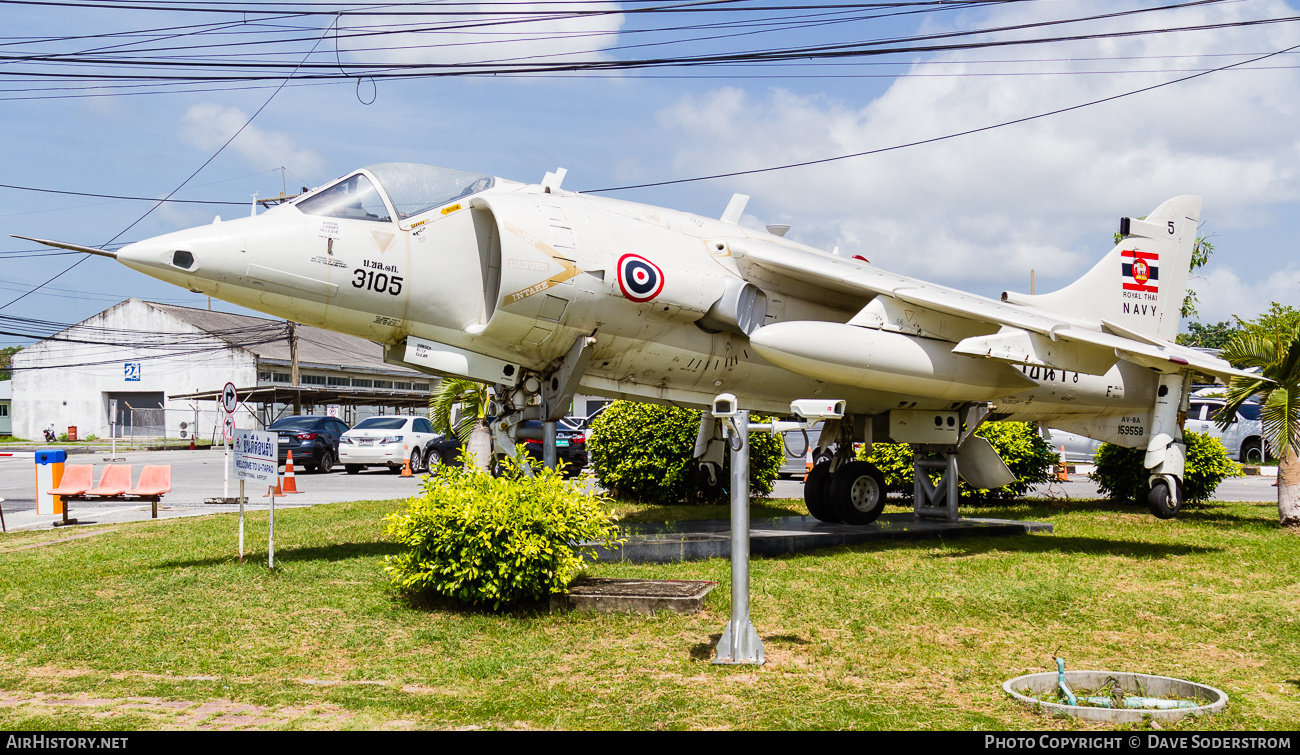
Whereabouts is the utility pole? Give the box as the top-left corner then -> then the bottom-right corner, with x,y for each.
289,322 -> 301,416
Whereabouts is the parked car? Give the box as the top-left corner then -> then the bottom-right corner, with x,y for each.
339,415 -> 439,473
519,419 -> 588,476
778,423 -> 821,478
267,415 -> 350,473
1187,396 -> 1267,464
1046,396 -> 1266,465
423,432 -> 464,467
1043,428 -> 1103,464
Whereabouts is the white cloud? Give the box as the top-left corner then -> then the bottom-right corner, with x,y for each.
340,1 -> 625,69
652,0 -> 1300,305
179,102 -> 325,178
1190,264 -> 1300,324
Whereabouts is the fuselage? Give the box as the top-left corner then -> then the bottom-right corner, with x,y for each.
113,163 -> 1156,439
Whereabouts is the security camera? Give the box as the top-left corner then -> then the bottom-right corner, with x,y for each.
791,398 -> 846,422
712,393 -> 738,418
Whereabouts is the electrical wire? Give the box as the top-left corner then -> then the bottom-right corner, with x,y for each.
0,16 -> 339,311
585,36 -> 1300,192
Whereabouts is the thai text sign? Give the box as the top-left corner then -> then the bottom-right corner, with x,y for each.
233,430 -> 277,485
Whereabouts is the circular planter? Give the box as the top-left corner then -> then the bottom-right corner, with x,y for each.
1003,670 -> 1228,723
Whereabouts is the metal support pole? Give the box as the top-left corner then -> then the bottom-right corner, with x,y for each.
239,479 -> 245,562
543,420 -> 558,470
714,409 -> 765,665
268,486 -> 276,570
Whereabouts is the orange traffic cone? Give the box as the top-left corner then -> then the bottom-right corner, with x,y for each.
1056,445 -> 1070,482
264,477 -> 283,497
400,447 -> 413,478
282,450 -> 303,494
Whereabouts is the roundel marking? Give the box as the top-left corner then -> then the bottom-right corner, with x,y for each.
617,253 -> 665,302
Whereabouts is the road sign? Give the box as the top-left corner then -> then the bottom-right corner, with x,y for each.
222,415 -> 235,442
233,429 -> 277,485
221,382 -> 238,414
327,404 -> 340,418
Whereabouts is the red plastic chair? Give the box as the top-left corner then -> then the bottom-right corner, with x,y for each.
88,464 -> 132,496
47,464 -> 94,496
129,465 -> 172,496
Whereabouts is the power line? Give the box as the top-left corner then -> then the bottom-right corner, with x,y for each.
586,36 -> 1300,192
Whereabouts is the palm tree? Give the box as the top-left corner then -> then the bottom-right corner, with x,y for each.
429,378 -> 493,471
1217,334 -> 1300,526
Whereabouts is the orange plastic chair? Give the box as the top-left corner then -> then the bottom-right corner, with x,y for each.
88,464 -> 132,496
129,465 -> 172,496
47,464 -> 94,496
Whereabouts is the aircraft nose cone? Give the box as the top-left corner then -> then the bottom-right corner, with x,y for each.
116,236 -> 180,268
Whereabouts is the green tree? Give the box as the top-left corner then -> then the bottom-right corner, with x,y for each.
428,378 -> 493,470
1176,321 -> 1241,350
0,346 -> 20,381
1217,326 -> 1300,527
1232,302 -> 1300,350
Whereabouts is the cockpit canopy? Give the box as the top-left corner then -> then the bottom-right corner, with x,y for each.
295,163 -> 495,223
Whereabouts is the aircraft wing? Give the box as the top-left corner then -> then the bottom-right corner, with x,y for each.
733,238 -> 1257,383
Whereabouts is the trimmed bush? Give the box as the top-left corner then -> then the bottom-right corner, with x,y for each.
856,421 -> 1058,501
1091,431 -> 1242,504
587,400 -> 783,504
383,457 -> 621,609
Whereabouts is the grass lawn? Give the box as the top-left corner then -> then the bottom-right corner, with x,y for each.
0,493 -> 1297,730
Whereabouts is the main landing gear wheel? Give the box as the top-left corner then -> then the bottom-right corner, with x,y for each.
803,460 -> 838,522
1147,479 -> 1184,520
829,461 -> 887,525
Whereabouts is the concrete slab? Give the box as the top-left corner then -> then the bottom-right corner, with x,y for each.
591,513 -> 1052,563
551,578 -> 717,615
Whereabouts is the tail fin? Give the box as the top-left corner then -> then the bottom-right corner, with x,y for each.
1002,196 -> 1201,342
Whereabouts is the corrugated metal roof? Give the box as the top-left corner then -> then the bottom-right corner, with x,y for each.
144,301 -> 422,376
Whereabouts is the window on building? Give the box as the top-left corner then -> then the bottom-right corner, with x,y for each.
413,383 -> 430,391
394,382 -> 412,391
258,371 -> 272,381
0,404 -> 8,417
374,380 -> 392,389
327,376 -> 349,387
351,378 -> 373,388
272,372 -> 291,384
301,374 -> 326,385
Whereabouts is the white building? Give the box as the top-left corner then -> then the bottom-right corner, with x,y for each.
0,380 -> 11,437
11,299 -> 434,442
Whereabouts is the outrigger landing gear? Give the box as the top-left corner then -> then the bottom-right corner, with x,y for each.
1147,477 -> 1184,519
1144,372 -> 1190,519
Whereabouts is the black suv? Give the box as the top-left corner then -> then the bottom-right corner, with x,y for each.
268,415 -> 350,473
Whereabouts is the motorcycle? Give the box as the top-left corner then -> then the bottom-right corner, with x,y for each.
42,425 -> 56,443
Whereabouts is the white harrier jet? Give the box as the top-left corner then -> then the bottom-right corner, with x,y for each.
18,163 -> 1256,522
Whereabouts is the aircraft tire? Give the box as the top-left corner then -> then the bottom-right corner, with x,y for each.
1147,479 -> 1184,519
803,461 -> 839,522
829,461 -> 887,525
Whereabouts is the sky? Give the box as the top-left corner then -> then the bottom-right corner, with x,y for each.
1,0 -> 1298,349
